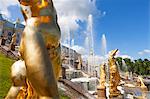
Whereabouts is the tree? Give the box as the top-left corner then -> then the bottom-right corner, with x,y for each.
143,59 -> 150,75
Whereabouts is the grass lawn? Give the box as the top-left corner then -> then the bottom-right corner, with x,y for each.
0,53 -> 15,98
0,52 -> 70,99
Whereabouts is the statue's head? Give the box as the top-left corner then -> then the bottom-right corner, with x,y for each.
18,0 -> 50,8
109,49 -> 118,57
18,0 -> 31,6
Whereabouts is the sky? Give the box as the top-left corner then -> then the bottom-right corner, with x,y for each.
94,0 -> 150,59
0,0 -> 150,61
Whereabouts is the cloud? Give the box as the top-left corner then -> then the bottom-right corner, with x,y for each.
115,50 -> 132,59
69,44 -> 105,66
62,44 -> 87,55
1,0 -> 99,44
138,49 -> 150,55
53,0 -> 99,43
88,55 -> 105,66
0,0 -> 19,18
72,45 -> 86,55
116,55 -> 132,59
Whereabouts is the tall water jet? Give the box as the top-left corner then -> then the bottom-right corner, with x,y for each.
97,34 -> 110,98
102,34 -> 109,99
66,26 -> 71,68
85,14 -> 95,74
101,34 -> 107,57
71,34 -> 75,68
87,14 -> 94,55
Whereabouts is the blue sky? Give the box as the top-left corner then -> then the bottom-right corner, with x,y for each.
0,0 -> 150,59
93,0 -> 150,59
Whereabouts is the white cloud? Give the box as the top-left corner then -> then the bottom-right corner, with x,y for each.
115,50 -> 132,59
62,43 -> 86,55
0,0 -> 19,18
116,55 -> 132,59
70,44 -> 105,65
82,54 -> 105,66
1,0 -> 99,44
138,49 -> 150,55
71,45 -> 86,55
53,0 -> 99,43
88,55 -> 105,66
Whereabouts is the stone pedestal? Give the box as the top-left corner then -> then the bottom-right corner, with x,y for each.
97,87 -> 106,98
109,90 -> 121,98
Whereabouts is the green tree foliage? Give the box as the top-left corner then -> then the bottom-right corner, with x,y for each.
116,57 -> 150,75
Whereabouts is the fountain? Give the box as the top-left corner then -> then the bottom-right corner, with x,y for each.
101,34 -> 107,57
97,34 -> 110,98
97,48 -> 149,98
122,59 -> 129,79
97,49 -> 122,98
87,14 -> 94,56
85,14 -> 95,75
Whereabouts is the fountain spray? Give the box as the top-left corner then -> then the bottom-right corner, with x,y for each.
101,34 -> 110,98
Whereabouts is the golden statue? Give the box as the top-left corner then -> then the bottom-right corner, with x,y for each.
97,63 -> 106,98
6,0 -> 61,98
9,33 -> 16,51
97,49 -> 121,98
98,63 -> 106,89
108,49 -> 121,97
137,76 -> 148,92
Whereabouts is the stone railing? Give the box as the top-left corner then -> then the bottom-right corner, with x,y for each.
0,45 -> 19,60
59,79 -> 95,99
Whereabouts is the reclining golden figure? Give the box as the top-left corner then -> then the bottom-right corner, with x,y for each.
5,0 -> 61,98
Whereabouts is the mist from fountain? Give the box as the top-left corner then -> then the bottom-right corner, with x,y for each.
122,60 -> 128,72
116,61 -> 121,73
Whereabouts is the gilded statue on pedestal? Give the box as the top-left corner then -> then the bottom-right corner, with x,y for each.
5,0 -> 61,99
108,49 -> 121,97
97,63 -> 106,98
97,49 -> 121,98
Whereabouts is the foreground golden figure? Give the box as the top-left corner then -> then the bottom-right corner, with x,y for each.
97,49 -> 120,98
6,0 -> 61,98
108,49 -> 121,97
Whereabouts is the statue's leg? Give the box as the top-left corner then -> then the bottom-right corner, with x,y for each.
5,60 -> 27,99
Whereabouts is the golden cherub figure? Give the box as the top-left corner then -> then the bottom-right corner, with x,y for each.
5,0 -> 61,99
